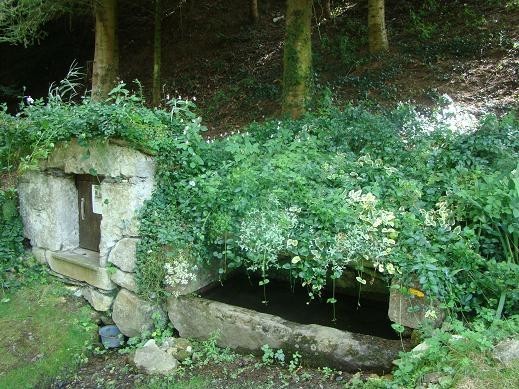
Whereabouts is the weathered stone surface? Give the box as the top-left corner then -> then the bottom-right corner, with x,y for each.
18,172 -> 79,251
48,252 -> 116,290
160,337 -> 194,361
132,339 -> 178,375
110,268 -> 138,292
81,287 -> 114,311
112,289 -> 164,337
32,247 -> 48,264
99,178 -> 154,261
493,338 -> 519,366
388,283 -> 444,329
44,139 -> 155,179
108,238 -> 139,272
168,296 -> 402,372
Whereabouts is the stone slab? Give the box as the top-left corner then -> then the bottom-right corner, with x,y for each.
168,296 -> 402,372
43,139 -> 156,179
48,252 -> 116,290
18,172 -> 79,251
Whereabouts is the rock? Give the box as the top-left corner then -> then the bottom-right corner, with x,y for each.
43,139 -> 155,179
493,338 -> 519,366
108,238 -> 139,272
81,287 -> 114,311
132,339 -> 178,375
112,289 -> 165,337
18,172 -> 79,251
168,295 -> 402,372
160,337 -> 194,361
388,282 -> 444,329
110,268 -> 138,292
32,247 -> 48,264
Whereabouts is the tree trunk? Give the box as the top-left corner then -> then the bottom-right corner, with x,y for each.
281,0 -> 312,119
324,0 -> 332,20
250,0 -> 259,24
152,0 -> 162,106
92,0 -> 119,100
368,0 -> 388,54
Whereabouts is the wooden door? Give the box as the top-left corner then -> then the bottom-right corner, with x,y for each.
76,175 -> 102,252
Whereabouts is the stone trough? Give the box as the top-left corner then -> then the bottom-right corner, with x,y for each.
168,295 -> 403,373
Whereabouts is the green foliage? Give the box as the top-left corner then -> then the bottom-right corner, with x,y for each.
1,82 -> 518,322
371,316 -> 519,388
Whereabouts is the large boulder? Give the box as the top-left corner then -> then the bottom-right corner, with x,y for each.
168,295 -> 402,372
132,339 -> 178,375
112,289 -> 164,337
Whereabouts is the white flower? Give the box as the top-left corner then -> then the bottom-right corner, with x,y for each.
189,180 -> 196,187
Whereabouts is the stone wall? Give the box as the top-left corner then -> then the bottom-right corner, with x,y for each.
18,139 -> 156,316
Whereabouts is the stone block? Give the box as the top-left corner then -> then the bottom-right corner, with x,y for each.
99,178 -> 154,260
110,268 -> 138,292
388,284 -> 445,329
81,287 -> 114,311
43,139 -> 156,179
167,296 -> 402,372
112,289 -> 164,338
108,238 -> 139,272
48,252 -> 116,290
18,172 -> 78,251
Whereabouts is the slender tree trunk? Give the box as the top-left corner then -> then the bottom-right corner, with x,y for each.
92,0 -> 119,100
250,0 -> 259,24
368,0 -> 388,54
281,0 -> 312,119
152,0 -> 162,106
324,0 -> 332,20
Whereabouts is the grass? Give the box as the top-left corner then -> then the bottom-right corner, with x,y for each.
0,280 -> 95,388
457,358 -> 519,389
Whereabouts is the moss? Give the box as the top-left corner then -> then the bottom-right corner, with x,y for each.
282,0 -> 313,119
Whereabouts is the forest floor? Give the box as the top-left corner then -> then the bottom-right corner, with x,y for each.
0,1 -> 518,137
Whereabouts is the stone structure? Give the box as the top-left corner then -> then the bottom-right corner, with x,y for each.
18,138 -> 155,314
168,295 -> 403,372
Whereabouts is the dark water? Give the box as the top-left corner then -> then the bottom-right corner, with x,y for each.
202,274 -> 399,340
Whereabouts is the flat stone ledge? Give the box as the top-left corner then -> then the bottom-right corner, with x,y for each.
168,296 -> 403,372
48,251 -> 116,291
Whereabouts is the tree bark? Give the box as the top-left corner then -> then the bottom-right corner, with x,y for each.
281,0 -> 312,119
250,0 -> 259,24
323,0 -> 332,20
92,0 -> 119,100
152,0 -> 162,106
368,0 -> 388,54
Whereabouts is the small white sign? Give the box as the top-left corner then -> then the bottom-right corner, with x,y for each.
92,185 -> 103,215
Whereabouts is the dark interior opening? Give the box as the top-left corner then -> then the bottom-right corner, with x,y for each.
202,273 -> 399,340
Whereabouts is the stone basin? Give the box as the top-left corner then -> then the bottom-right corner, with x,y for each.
168,295 -> 406,373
